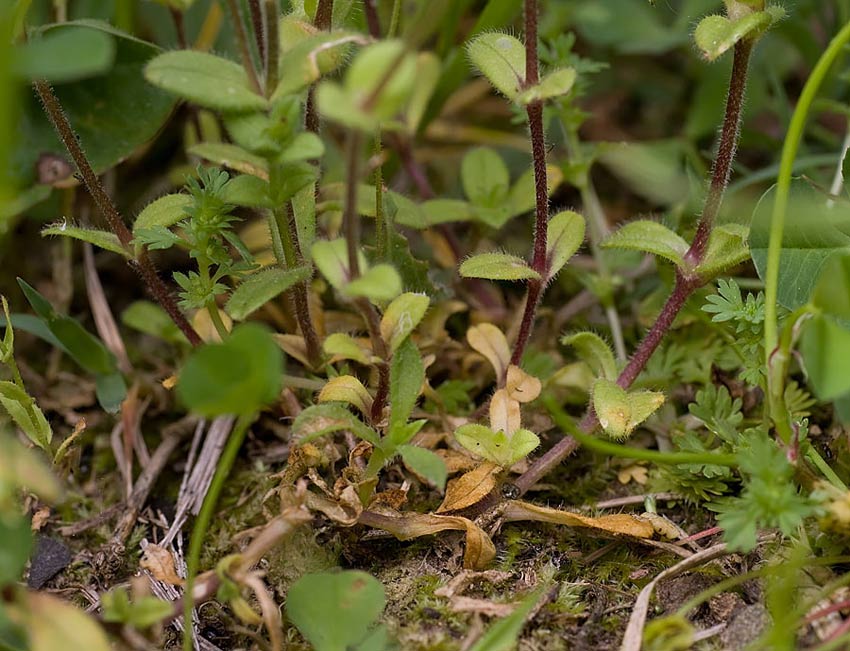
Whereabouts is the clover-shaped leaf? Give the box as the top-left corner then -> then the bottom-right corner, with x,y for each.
454,424 -> 540,468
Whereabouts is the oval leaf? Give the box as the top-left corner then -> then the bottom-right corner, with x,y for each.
466,32 -> 526,100
226,266 -> 311,321
602,220 -> 689,268
546,210 -> 585,279
459,253 -> 540,281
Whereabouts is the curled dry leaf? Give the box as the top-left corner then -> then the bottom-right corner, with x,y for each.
437,449 -> 480,475
489,389 -> 521,435
639,512 -> 682,540
361,507 -> 496,570
503,501 -> 655,539
437,461 -> 501,513
505,365 -> 542,403
140,544 -> 184,586
467,323 -> 510,379
305,484 -> 363,526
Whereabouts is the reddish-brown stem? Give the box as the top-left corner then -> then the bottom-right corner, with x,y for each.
33,80 -> 202,346
508,40 -> 755,500
686,39 -> 752,265
225,0 -> 262,94
315,0 -> 334,29
363,0 -> 381,37
304,0 -> 334,135
170,8 -> 188,48
263,0 -> 279,96
247,0 -> 265,64
509,0 -> 549,367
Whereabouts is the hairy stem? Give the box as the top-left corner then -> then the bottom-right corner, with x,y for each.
344,131 -> 363,277
247,0 -> 265,64
510,0 -> 549,367
263,0 -> 279,96
363,0 -> 380,37
510,39 -> 756,498
33,80 -> 202,346
315,0 -> 334,29
224,0 -> 261,94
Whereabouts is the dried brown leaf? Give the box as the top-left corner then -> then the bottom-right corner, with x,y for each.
140,544 -> 184,586
467,323 -> 510,379
489,389 -> 521,435
503,500 -> 655,539
505,365 -> 541,403
437,462 -> 501,513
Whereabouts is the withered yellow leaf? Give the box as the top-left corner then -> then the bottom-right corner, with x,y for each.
437,462 -> 501,513
318,375 -> 373,417
467,323 -> 510,379
489,389 -> 521,435
505,365 -> 542,403
140,544 -> 184,586
503,500 -> 655,538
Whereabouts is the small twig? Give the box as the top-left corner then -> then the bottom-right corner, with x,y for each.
224,0 -> 262,94
32,80 -> 202,346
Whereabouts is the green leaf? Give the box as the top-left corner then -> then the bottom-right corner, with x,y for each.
695,223 -> 750,278
468,588 -> 543,651
176,323 -> 284,417
313,239 -> 365,290
398,445 -> 447,490
0,436 -> 62,503
466,32 -> 525,100
273,24 -> 354,99
344,264 -> 403,303
0,512 -> 32,586
517,67 -> 577,105
405,52 -> 441,132
0,382 -> 53,450
459,253 -> 540,281
421,199 -> 475,225
597,141 -> 690,206
226,266 -> 311,321
319,375 -> 373,417
546,211 -> 585,279
121,308 -> 181,360
292,403 -> 380,446
14,20 -> 177,190
507,165 -> 564,221
800,314 -> 850,401
380,293 -> 430,353
133,194 -> 192,234
144,50 -> 268,112
750,180 -> 850,309
217,175 -> 273,209
811,252 -> 850,320
389,338 -> 424,436
592,378 -> 665,440
7,592 -> 111,651
454,424 -> 540,467
41,223 -> 129,258
561,332 -> 618,381
602,220 -> 689,268
12,25 -> 115,82
95,372 -> 128,414
286,571 -> 386,651
101,588 -> 173,629
281,132 -> 325,163
461,147 -> 509,207
694,9 -> 782,61
323,333 -> 371,365
189,143 -> 269,179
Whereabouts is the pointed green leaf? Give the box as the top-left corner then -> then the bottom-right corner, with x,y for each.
592,378 -> 665,441
508,165 -> 564,219
292,403 -> 380,446
460,253 -> 540,281
517,67 -> 577,105
344,264 -> 403,303
694,8 -> 783,61
454,424 -> 540,467
405,52 -> 441,132
133,194 -> 192,234
226,266 -> 311,321
0,381 -> 52,450
380,293 -> 430,353
286,571 -> 386,651
221,175 -> 274,209
319,375 -> 373,417
562,331 -> 618,381
189,143 -> 268,179
801,315 -> 850,401
273,25 -> 355,99
144,50 -> 268,112
695,223 -> 750,278
312,239 -> 366,290
546,211 -> 585,279
389,337 -> 424,435
41,223 -> 129,258
462,147 -> 509,207
602,220 -> 689,268
468,588 -> 544,651
398,445 -> 447,490
466,32 -> 526,100
323,333 -> 371,365
121,301 -> 187,344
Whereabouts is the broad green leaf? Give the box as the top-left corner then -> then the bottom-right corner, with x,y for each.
286,571 -> 386,651
292,403 -> 380,446
269,162 -> 319,206
344,264 -> 403,303
12,25 -> 115,82
133,194 -> 192,234
562,332 -> 618,381
459,253 -> 540,281
695,223 -> 750,278
319,376 -> 373,418
468,588 -> 543,651
313,239 -> 366,290
693,8 -> 783,61
6,591 -> 111,651
14,20 -> 176,190
219,174 -> 274,209
466,32 -> 525,100
281,132 -> 326,163
592,378 -> 665,440
273,24 -> 355,99
750,180 -> 850,309
380,293 -> 430,353
0,512 -> 32,586
517,67 -> 577,105
144,50 -> 268,112
95,372 -> 127,414
176,323 -> 283,417
602,220 -> 689,268
546,211 -> 585,279
0,436 -> 62,503
421,199 -> 475,225
389,338 -> 424,436
121,301 -> 187,344
41,223 -> 129,258
461,147 -> 509,207
454,424 -> 540,467
226,266 -> 311,321
800,314 -> 850,401
323,333 -> 371,365
189,143 -> 269,179
398,445 -> 447,490
812,253 -> 850,320
0,382 -> 52,450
